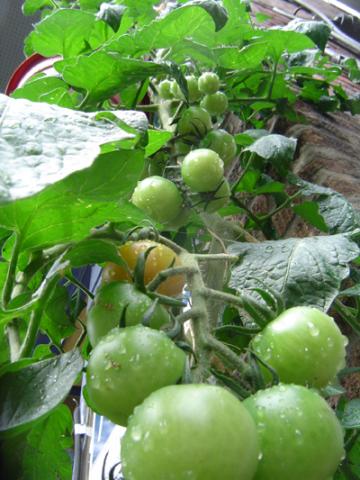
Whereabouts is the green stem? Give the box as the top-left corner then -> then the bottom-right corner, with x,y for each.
2,233 -> 22,307
159,235 -> 187,254
6,323 -> 21,362
194,254 -> 238,262
205,334 -> 250,376
260,191 -> 302,221
231,195 -> 266,234
202,287 -> 245,309
334,300 -> 360,335
17,276 -> 59,359
65,273 -> 94,300
147,266 -> 197,292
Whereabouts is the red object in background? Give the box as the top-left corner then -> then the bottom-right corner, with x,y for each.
5,54 -> 60,95
5,53 -> 151,113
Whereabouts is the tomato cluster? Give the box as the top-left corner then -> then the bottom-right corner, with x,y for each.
131,71 -> 236,224
84,71 -> 348,480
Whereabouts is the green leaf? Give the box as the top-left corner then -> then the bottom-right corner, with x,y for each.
0,349 -> 83,434
23,0 -> 53,16
288,176 -> 360,234
215,42 -> 268,69
42,285 -> 75,346
186,0 -> 228,32
234,170 -> 260,193
145,130 -> 173,157
284,20 -> 331,51
341,399 -> 360,430
97,3 -> 126,32
340,285 -> 360,298
293,201 -> 328,232
244,134 -> 297,176
228,234 -> 359,311
2,405 -> 73,480
254,181 -> 285,194
65,239 -> 124,267
11,76 -> 77,108
114,3 -> 221,54
342,58 -> 360,84
253,30 -> 315,58
58,52 -> 167,103
0,149 -> 146,251
25,9 -> 110,58
0,94 -> 144,205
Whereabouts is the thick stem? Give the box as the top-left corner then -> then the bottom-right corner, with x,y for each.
6,323 -> 21,362
202,287 -> 245,309
194,254 -> 238,262
158,235 -> 186,254
146,266 -> 197,292
2,233 -> 22,307
17,276 -> 59,359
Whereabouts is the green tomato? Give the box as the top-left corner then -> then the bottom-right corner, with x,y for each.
186,75 -> 201,103
157,79 -> 174,100
177,106 -> 212,139
251,306 -> 347,388
200,91 -> 228,116
194,179 -> 231,213
201,129 -> 237,166
87,281 -> 170,346
85,325 -> 186,426
198,71 -> 220,94
122,384 -> 260,480
171,76 -> 201,103
244,384 -> 345,480
132,176 -> 183,224
181,148 -> 224,192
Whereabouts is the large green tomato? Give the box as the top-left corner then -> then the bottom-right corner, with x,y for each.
122,384 -> 259,480
171,76 -> 201,103
181,148 -> 224,192
244,384 -> 345,480
177,106 -> 212,139
85,326 -> 186,426
198,72 -> 220,94
251,306 -> 347,388
201,129 -> 237,166
87,281 -> 170,346
157,79 -> 174,100
131,176 -> 183,224
200,91 -> 228,116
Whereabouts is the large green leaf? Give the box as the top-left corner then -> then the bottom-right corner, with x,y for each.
25,9 -> 111,58
228,234 -> 359,311
2,405 -> 73,480
289,176 -> 360,234
0,95 -> 145,204
284,20 -> 331,52
57,52 -> 167,103
0,349 -> 83,434
23,0 -> 53,16
244,134 -> 297,176
6,149 -> 146,251
11,76 -> 77,108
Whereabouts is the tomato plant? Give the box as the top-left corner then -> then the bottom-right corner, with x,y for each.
102,240 -> 185,297
251,306 -> 348,388
85,325 -> 186,426
0,1 -> 359,479
244,384 -> 345,480
122,384 -> 259,480
86,281 -> 170,346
